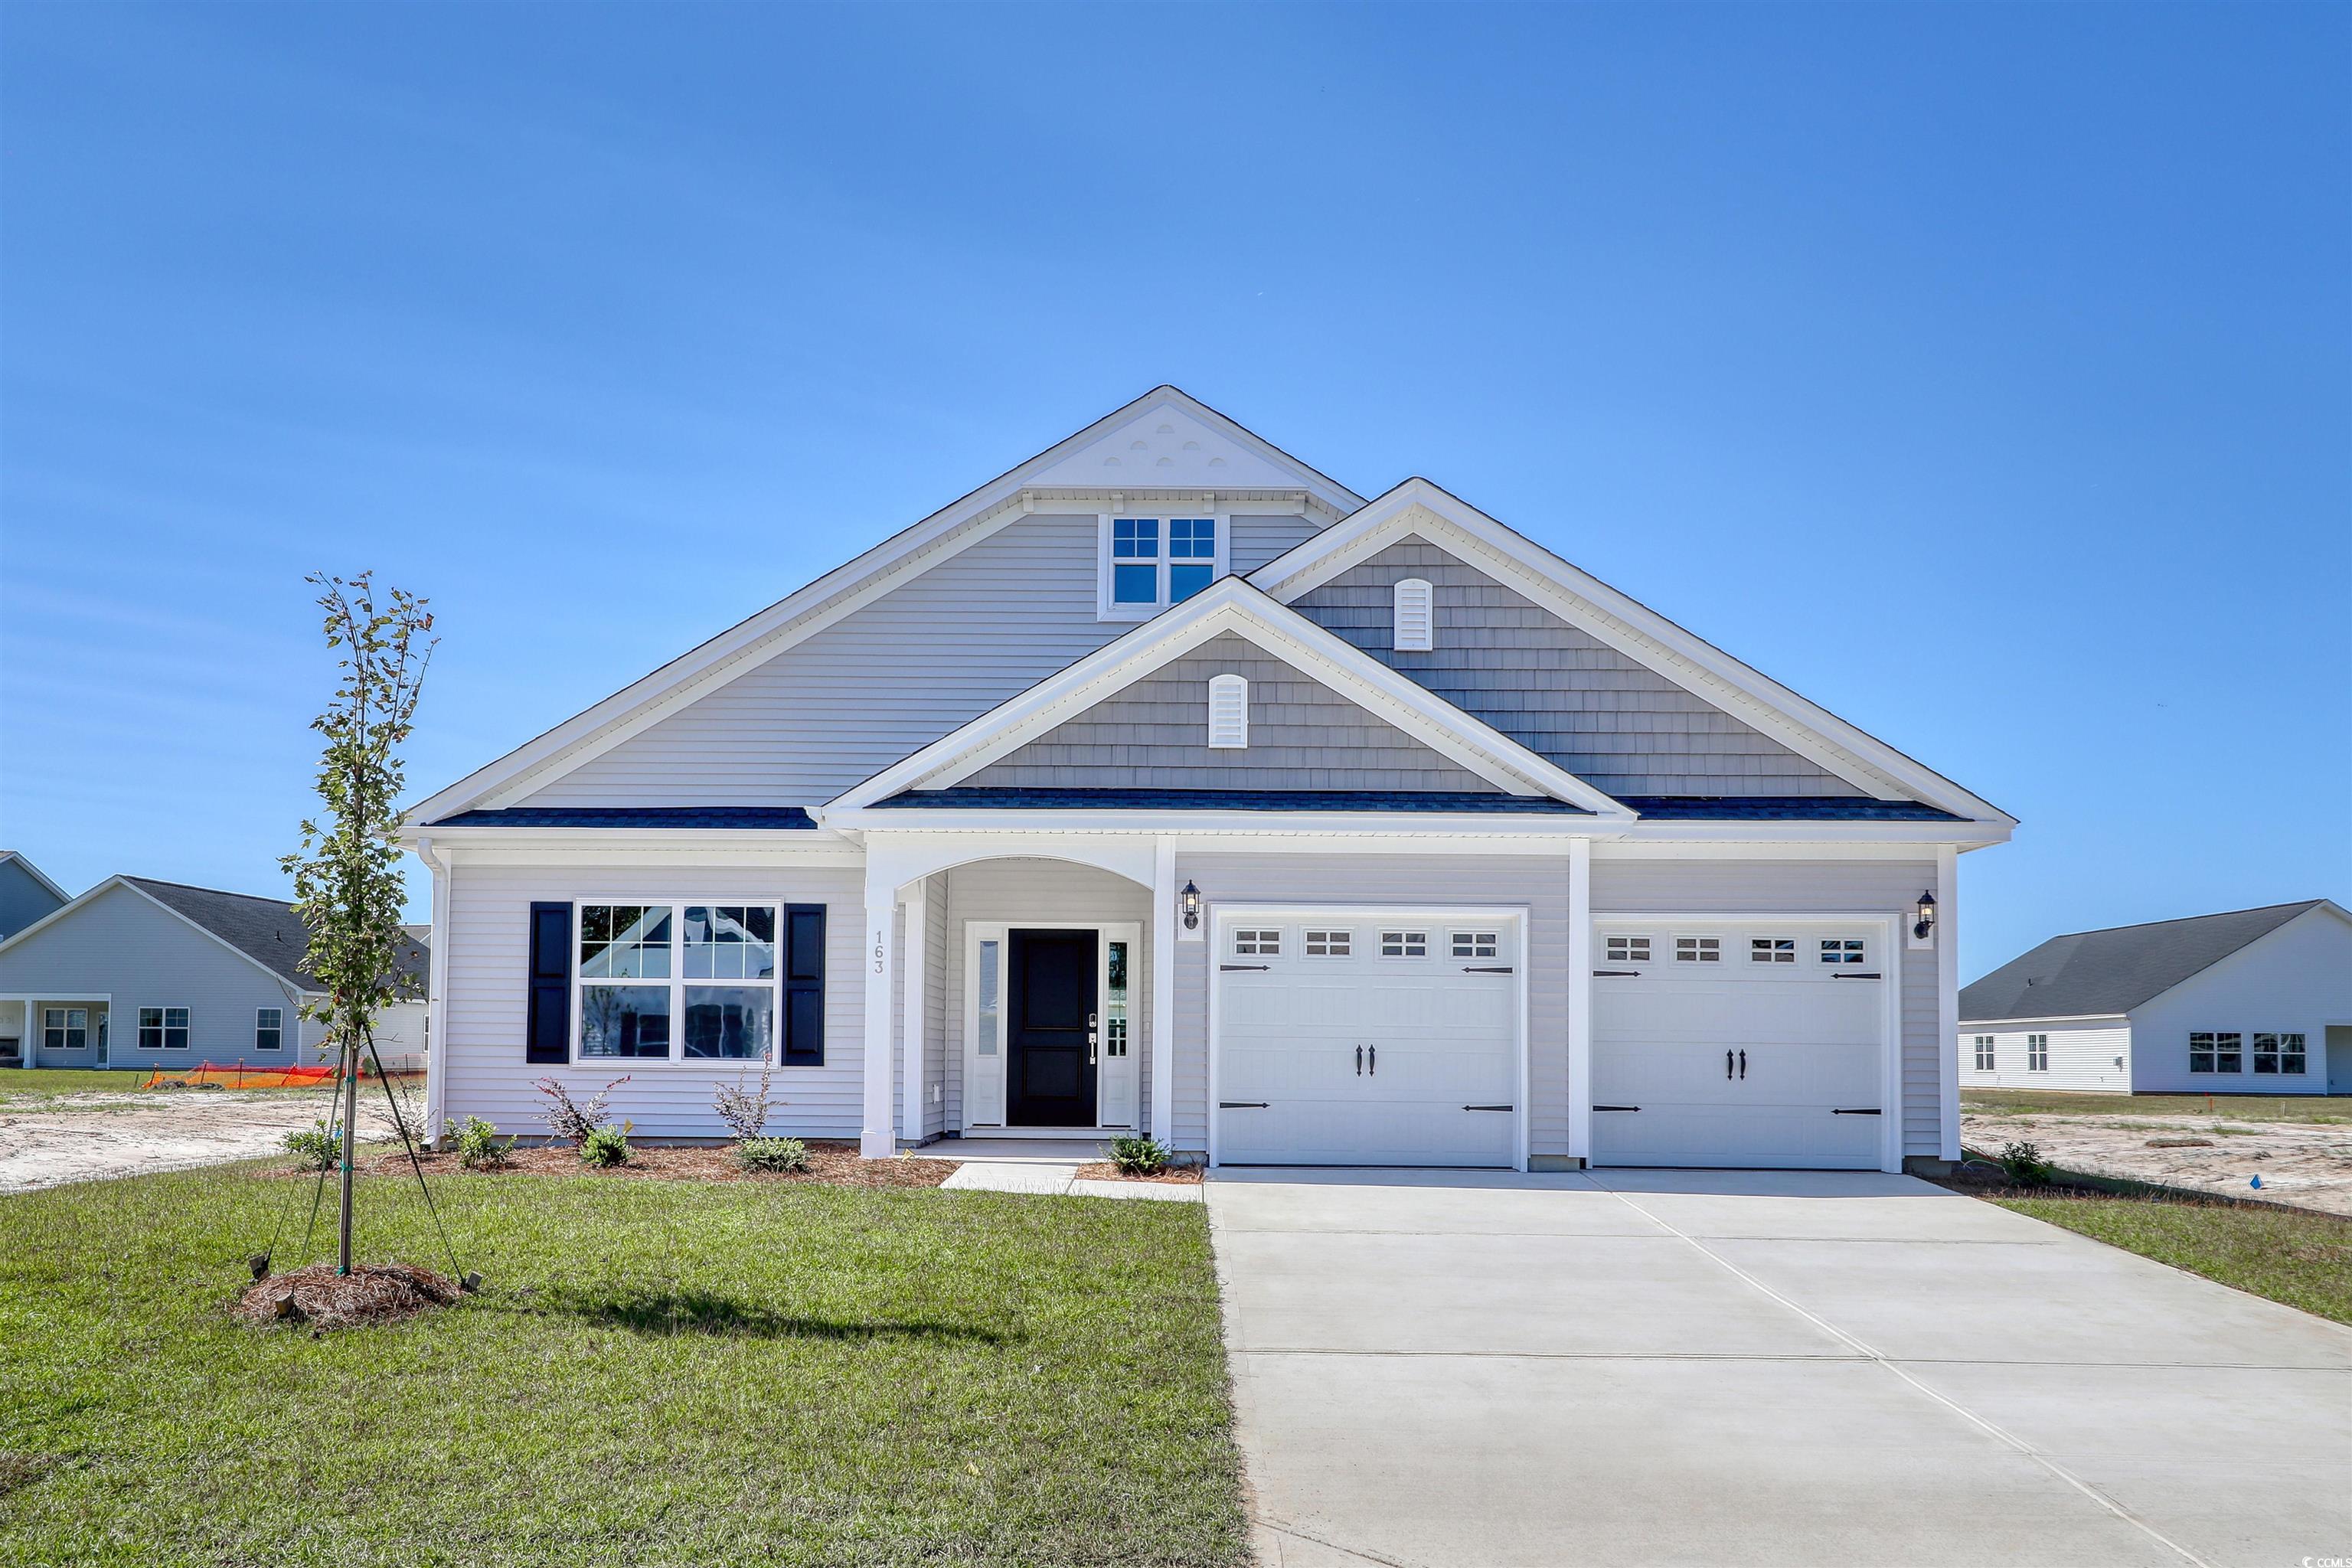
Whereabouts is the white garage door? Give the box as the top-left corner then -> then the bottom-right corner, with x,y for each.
1592,922 -> 1888,1169
1216,911 -> 1521,1167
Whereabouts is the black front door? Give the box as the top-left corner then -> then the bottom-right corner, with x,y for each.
1008,928 -> 1099,1127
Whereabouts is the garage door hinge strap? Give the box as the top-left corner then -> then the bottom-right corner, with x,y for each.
1462,965 -> 1514,973
1220,1101 -> 1269,1109
1463,1104 -> 1513,1112
1592,969 -> 1640,977
1220,964 -> 1270,972
1831,972 -> 1881,979
1593,1104 -> 1640,1112
1831,1107 -> 1882,1115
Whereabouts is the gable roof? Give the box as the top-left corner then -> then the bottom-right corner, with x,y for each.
0,851 -> 70,906
1958,900 -> 2344,1022
822,577 -> 1635,818
0,874 -> 429,998
403,387 -> 1364,827
1250,479 -> 2014,826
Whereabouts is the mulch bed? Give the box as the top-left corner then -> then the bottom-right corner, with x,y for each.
234,1262 -> 460,1330
349,1140 -> 956,1189
1075,1161 -> 1204,1184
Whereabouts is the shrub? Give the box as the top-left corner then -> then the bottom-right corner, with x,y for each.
283,1121 -> 339,1171
1103,1135 -> 1171,1176
1998,1139 -> 2054,1185
445,1115 -> 515,1171
714,1067 -> 780,1142
534,1074 -> 629,1145
579,1125 -> 631,1168
733,1136 -> 811,1174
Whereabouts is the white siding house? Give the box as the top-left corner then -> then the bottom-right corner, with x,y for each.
403,387 -> 2014,1171
1959,900 -> 2352,1096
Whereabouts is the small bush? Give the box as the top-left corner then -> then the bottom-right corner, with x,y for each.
534,1073 -> 629,1145
445,1115 -> 515,1171
283,1121 -> 339,1171
1998,1139 -> 2054,1185
733,1136 -> 811,1173
1103,1135 -> 1171,1176
578,1125 -> 631,1168
714,1067 -> 781,1142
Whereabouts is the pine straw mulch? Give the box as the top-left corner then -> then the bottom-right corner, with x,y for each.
1075,1161 -> 1204,1184
348,1140 -> 957,1189
234,1262 -> 460,1330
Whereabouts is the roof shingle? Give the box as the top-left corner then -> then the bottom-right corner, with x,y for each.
1958,901 -> 2333,1022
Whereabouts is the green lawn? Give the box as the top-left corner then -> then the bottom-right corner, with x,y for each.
0,1162 -> 1249,1568
1962,1087 -> 2352,1124
0,1067 -> 172,1099
1988,1190 -> 2352,1325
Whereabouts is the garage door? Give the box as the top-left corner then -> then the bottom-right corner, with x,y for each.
1216,911 -> 1520,1166
1592,922 -> 1887,1169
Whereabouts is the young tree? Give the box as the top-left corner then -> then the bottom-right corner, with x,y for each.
281,572 -> 434,1276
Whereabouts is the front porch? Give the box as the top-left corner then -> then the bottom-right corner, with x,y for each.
0,997 -> 113,1070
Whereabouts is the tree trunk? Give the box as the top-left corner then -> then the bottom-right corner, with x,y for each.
336,1036 -> 360,1276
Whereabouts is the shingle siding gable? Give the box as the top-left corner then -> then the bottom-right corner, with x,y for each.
1285,536 -> 1867,798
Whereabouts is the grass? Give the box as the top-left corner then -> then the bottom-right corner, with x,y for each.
1962,1088 -> 2352,1124
0,1068 -> 171,1099
1988,1187 -> 2352,1325
0,1161 -> 1249,1568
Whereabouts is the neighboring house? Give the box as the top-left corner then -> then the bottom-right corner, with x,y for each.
0,877 -> 430,1073
0,852 -> 70,940
402,387 -> 2014,1172
1958,900 -> 2352,1096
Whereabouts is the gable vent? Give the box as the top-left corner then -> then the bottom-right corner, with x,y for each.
1207,674 -> 1250,750
1393,577 -> 1434,652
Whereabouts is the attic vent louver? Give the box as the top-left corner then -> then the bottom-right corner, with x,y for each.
1393,578 -> 1433,652
1207,674 -> 1249,750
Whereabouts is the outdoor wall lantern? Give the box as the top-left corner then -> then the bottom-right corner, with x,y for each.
1180,880 -> 1202,932
1913,890 -> 1937,942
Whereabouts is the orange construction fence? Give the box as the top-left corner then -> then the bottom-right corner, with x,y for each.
140,1060 -> 407,1091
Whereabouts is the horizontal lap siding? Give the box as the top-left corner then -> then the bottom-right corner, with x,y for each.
1230,515 -> 1317,576
1288,538 -> 1867,798
967,632 -> 1500,792
1958,1020 -> 2130,1093
441,864 -> 861,1140
1591,858 -> 1944,1157
1171,853 -> 1570,1158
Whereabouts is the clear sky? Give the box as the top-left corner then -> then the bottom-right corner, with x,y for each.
2,3 -> 2345,979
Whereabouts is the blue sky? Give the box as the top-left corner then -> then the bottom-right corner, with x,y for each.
2,3 -> 2344,978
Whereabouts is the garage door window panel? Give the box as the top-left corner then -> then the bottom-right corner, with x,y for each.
1605,935 -> 1651,965
1750,938 -> 1795,964
1303,929 -> 1351,958
1232,928 -> 1281,957
1820,939 -> 1867,965
1674,936 -> 1721,963
1380,931 -> 1428,959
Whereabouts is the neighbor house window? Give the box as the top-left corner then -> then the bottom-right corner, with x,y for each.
1304,929 -> 1351,957
1232,929 -> 1280,957
2252,1033 -> 2306,1075
1675,936 -> 1721,963
1102,516 -> 1221,616
2026,1034 -> 2049,1072
138,1007 -> 190,1050
2188,1032 -> 2241,1073
1973,1035 -> 1995,1072
1750,938 -> 1795,964
1606,936 -> 1651,965
1380,930 -> 1428,958
255,1008 -> 283,1051
44,1008 -> 87,1053
577,903 -> 779,1063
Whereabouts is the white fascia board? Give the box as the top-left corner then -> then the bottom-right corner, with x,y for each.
1957,1012 -> 2132,1028
405,387 -> 1365,824
1250,479 -> 2015,826
824,808 -> 1611,838
825,578 -> 1634,815
423,829 -> 864,864
0,875 -> 317,995
1611,818 -> 2012,848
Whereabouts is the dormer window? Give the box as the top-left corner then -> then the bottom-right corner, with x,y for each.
1099,514 -> 1223,619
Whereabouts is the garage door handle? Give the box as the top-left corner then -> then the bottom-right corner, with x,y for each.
1220,1101 -> 1269,1109
1593,1104 -> 1640,1112
1831,972 -> 1880,980
1593,969 -> 1640,978
1462,965 -> 1513,974
1463,1104 -> 1513,1112
1220,963 -> 1270,972
1831,1107 -> 1881,1115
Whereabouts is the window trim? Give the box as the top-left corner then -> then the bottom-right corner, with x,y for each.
1095,511 -> 1230,621
255,1006 -> 284,1052
570,900 -> 787,1068
2252,1031 -> 2307,1076
2025,1032 -> 2049,1072
139,1005 -> 191,1050
2188,1031 -> 2243,1074
44,1006 -> 89,1054
1972,1034 -> 1995,1072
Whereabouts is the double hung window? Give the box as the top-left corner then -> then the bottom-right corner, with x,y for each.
1103,517 -> 1221,615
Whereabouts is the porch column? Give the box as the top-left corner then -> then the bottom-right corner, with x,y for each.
860,864 -> 900,1158
900,883 -> 927,1148
1934,844 -> 1959,1162
1565,838 -> 1592,1167
418,838 -> 452,1145
1149,839 -> 1176,1148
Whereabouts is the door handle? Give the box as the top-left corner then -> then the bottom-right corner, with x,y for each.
1726,1049 -> 1733,1080
1368,1044 -> 1377,1075
1355,1044 -> 1363,1076
1739,1050 -> 1747,1080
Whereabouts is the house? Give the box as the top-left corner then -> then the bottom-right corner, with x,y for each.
0,877 -> 430,1073
1959,900 -> 2352,1096
401,387 -> 2014,1172
0,852 -> 69,941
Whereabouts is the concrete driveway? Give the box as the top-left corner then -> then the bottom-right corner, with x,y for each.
1209,1168 -> 2352,1568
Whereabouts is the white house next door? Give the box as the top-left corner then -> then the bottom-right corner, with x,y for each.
1214,907 -> 1524,1168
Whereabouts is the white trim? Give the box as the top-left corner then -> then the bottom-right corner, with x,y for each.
861,868 -> 900,1158
0,852 -> 70,906
956,920 -> 1144,1135
1589,910 -> 1905,1173
1150,838 -> 1178,1142
419,838 -> 452,1144
1566,839 -> 1592,1165
1935,844 -> 1958,1161
405,388 -> 1363,823
1206,900 -> 1531,1172
1250,480 -> 2013,825
823,577 -> 1632,815
901,884 -> 928,1145
564,898 -> 789,1071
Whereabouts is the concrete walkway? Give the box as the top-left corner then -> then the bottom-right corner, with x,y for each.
1209,1168 -> 2352,1568
932,1139 -> 1203,1202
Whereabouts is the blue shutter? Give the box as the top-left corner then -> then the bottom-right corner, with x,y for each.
526,902 -> 571,1064
781,903 -> 825,1067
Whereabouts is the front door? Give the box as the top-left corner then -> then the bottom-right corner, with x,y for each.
1008,928 -> 1099,1127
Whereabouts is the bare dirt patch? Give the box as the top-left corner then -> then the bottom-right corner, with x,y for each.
356,1140 -> 956,1189
1075,1161 -> 1204,1184
234,1261 -> 459,1330
1962,1110 -> 2352,1217
0,1089 -> 401,1193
